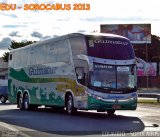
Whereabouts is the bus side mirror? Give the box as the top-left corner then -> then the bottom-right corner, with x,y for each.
76,67 -> 85,85
78,75 -> 84,80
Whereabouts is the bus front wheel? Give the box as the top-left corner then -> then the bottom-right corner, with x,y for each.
66,95 -> 77,115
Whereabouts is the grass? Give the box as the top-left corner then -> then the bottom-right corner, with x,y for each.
138,98 -> 160,104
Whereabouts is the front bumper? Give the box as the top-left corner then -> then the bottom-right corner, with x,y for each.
87,95 -> 137,110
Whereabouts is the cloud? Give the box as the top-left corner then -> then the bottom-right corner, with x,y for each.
57,18 -> 70,21
31,31 -> 54,40
52,35 -> 58,38
0,37 -> 11,50
0,0 -> 160,38
9,31 -> 21,37
80,17 -> 152,22
77,30 -> 86,33
42,35 -> 51,40
1,13 -> 17,18
31,31 -> 43,39
2,25 -> 27,28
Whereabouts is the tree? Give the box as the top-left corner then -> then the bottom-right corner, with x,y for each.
149,35 -> 160,61
133,35 -> 160,62
2,41 -> 35,62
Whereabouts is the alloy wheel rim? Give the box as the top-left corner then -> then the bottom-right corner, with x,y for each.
24,97 -> 29,110
19,97 -> 22,108
1,97 -> 5,102
67,96 -> 72,114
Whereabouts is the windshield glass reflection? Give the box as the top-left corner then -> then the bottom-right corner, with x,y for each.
90,63 -> 135,90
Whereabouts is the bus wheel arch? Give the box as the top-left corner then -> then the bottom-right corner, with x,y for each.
65,91 -> 77,115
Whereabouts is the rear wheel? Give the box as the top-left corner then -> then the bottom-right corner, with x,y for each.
23,93 -> 29,110
18,94 -> 24,110
107,110 -> 115,116
1,96 -> 6,103
66,95 -> 77,115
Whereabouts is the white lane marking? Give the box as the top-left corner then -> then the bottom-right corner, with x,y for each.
0,122 -> 32,137
0,122 -> 18,131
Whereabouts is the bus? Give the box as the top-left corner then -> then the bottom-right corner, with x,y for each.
8,33 -> 137,115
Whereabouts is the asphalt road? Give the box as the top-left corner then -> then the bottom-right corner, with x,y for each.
0,102 -> 160,137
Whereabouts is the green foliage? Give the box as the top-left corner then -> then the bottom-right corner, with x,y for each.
2,52 -> 9,62
149,35 -> 160,61
10,41 -> 34,49
134,35 -> 160,62
2,41 -> 35,62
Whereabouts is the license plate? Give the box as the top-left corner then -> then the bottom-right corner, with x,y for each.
112,105 -> 121,109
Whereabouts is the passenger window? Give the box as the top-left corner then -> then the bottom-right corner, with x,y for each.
57,40 -> 70,64
70,37 -> 87,58
20,49 -> 28,67
46,43 -> 58,63
9,54 -> 12,60
14,51 -> 21,68
27,48 -> 36,65
36,45 -> 46,64
8,52 -> 15,67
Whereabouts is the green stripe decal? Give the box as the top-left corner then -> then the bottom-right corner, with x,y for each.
9,68 -> 75,83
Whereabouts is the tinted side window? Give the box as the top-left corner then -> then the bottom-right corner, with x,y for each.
70,37 -> 87,59
27,48 -> 36,65
36,45 -> 46,64
0,86 -> 7,93
57,40 -> 70,64
21,49 -> 28,67
14,51 -> 21,68
9,52 -> 15,67
46,43 -> 58,63
9,54 -> 12,60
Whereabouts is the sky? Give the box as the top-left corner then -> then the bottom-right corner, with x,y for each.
0,0 -> 160,57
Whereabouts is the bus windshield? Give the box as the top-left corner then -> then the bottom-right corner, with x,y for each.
90,63 -> 136,90
86,36 -> 134,60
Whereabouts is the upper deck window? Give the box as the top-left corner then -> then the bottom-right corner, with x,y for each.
70,37 -> 87,58
86,36 -> 135,60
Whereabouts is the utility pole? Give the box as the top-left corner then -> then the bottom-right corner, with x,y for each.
145,31 -> 149,91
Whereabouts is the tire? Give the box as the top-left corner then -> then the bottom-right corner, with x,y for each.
66,95 -> 77,115
23,93 -> 29,110
1,96 -> 6,103
107,110 -> 115,116
18,94 -> 24,110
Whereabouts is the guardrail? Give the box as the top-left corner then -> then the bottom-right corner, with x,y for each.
138,93 -> 160,103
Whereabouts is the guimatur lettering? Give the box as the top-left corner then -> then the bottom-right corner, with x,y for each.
29,67 -> 56,76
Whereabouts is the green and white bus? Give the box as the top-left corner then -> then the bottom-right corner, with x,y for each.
8,33 -> 137,115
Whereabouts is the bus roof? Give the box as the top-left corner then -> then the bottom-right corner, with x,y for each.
10,32 -> 129,53
80,32 -> 129,39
